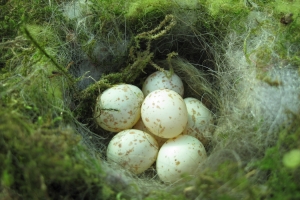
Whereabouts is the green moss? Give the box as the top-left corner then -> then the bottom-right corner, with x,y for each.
2,52 -> 64,114
125,0 -> 203,34
125,0 -> 171,20
276,16 -> 300,66
125,2 -> 170,35
192,163 -> 263,199
256,0 -> 300,67
0,9 -> 116,195
0,58 -> 115,198
201,0 -> 250,35
268,0 -> 300,17
256,116 -> 300,199
203,0 -> 247,17
144,161 -> 265,199
126,0 -> 200,19
145,192 -> 186,200
0,109 -> 110,199
238,2 -> 300,71
0,0 -> 65,68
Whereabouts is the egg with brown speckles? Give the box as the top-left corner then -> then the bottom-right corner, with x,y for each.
142,70 -> 184,97
156,135 -> 207,183
183,97 -> 213,145
94,84 -> 144,132
141,89 -> 188,138
106,129 -> 159,174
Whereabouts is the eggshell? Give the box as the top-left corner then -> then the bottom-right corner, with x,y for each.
133,118 -> 167,147
141,89 -> 188,138
183,97 -> 213,145
156,135 -> 207,183
94,84 -> 144,132
106,129 -> 159,174
142,70 -> 184,97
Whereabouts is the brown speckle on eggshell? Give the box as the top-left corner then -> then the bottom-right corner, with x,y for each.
183,97 -> 213,145
142,70 -> 184,97
156,135 -> 207,183
106,129 -> 159,174
94,84 -> 144,132
141,89 -> 188,138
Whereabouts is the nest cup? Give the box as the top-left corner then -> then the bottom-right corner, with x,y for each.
75,1 -> 223,190
2,0 -> 300,199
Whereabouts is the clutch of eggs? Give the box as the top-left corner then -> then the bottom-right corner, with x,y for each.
94,71 -> 213,181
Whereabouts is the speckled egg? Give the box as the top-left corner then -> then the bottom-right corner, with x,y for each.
106,129 -> 159,174
142,70 -> 184,97
141,89 -> 188,138
183,97 -> 213,145
133,118 -> 167,147
156,135 -> 207,183
94,84 -> 144,132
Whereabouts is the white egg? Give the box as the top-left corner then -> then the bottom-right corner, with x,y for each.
106,129 -> 159,174
156,135 -> 207,183
142,70 -> 184,97
133,118 -> 167,147
94,84 -> 144,132
183,97 -> 213,145
141,89 -> 188,138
